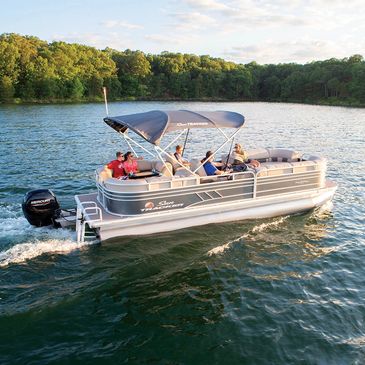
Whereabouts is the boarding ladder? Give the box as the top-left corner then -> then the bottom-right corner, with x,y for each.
76,201 -> 103,243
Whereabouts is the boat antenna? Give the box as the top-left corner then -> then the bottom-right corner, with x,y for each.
182,128 -> 190,157
225,138 -> 234,171
103,87 -> 109,116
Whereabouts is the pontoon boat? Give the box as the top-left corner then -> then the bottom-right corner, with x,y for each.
22,110 -> 337,243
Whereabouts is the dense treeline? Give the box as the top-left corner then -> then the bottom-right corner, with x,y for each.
1,33 -> 365,106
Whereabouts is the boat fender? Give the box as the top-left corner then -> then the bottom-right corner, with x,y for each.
22,189 -> 61,227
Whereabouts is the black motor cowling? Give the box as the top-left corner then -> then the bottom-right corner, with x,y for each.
22,189 -> 60,227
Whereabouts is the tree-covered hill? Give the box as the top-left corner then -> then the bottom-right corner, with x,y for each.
0,33 -> 364,106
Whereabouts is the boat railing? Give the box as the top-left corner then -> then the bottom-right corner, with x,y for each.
96,162 -> 325,193
79,200 -> 103,223
90,166 -> 324,221
76,200 -> 103,243
94,155 -> 326,197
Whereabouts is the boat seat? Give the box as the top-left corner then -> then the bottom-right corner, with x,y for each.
165,154 -> 181,173
232,171 -> 255,180
246,148 -> 270,162
145,175 -> 199,190
259,162 -> 293,176
290,160 -> 317,173
99,167 -> 113,182
170,175 -> 200,187
136,160 -> 173,177
221,148 -> 270,164
256,166 -> 269,177
137,160 -> 154,171
174,167 -> 195,177
267,148 -> 302,162
190,159 -> 207,177
104,178 -> 149,192
258,159 -> 323,177
155,161 -> 173,177
222,148 -> 303,164
146,176 -> 171,190
307,155 -> 327,169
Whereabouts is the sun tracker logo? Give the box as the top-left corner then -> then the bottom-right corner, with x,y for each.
141,200 -> 184,212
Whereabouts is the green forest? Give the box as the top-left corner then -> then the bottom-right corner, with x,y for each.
1,33 -> 365,106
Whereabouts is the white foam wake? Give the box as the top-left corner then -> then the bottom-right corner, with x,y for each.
251,216 -> 289,233
0,204 -> 38,237
0,215 -> 35,237
207,216 -> 289,257
207,242 -> 232,256
313,200 -> 334,218
0,204 -> 96,267
0,233 -> 94,267
207,231 -> 250,257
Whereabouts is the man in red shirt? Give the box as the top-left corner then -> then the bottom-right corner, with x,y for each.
106,151 -> 125,178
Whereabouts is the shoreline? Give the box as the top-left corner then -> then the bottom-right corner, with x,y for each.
1,97 -> 364,108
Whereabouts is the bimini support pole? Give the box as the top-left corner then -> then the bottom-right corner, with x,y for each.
121,132 -> 139,157
157,129 -> 197,174
192,126 -> 243,174
154,146 -> 173,175
162,129 -> 187,151
122,133 -> 155,158
155,145 -> 194,175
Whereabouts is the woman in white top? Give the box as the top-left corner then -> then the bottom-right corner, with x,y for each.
232,143 -> 260,168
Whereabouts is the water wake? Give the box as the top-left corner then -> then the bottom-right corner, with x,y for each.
0,232 -> 94,267
313,200 -> 334,218
0,204 -> 35,237
207,216 -> 289,257
0,215 -> 35,237
251,216 -> 289,233
207,242 -> 231,256
0,204 -> 95,267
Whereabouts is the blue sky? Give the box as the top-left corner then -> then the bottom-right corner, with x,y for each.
1,0 -> 364,64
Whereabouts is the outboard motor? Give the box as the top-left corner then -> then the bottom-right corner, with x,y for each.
22,189 -> 61,227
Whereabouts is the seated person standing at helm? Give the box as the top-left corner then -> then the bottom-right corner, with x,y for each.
201,151 -> 227,176
106,151 -> 125,178
174,145 -> 190,167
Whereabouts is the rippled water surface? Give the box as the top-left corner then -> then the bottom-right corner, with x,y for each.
0,102 -> 364,364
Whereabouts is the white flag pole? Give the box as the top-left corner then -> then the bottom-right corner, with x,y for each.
103,87 -> 109,116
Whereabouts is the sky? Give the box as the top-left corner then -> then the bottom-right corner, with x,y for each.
1,0 -> 364,65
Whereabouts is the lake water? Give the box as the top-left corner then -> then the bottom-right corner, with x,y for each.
0,101 -> 364,364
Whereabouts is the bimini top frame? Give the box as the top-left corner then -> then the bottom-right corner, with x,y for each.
104,110 -> 245,175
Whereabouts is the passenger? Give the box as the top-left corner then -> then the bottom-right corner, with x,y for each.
174,145 -> 190,167
201,151 -> 228,176
106,151 -> 125,179
123,151 -> 142,175
233,143 -> 260,169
